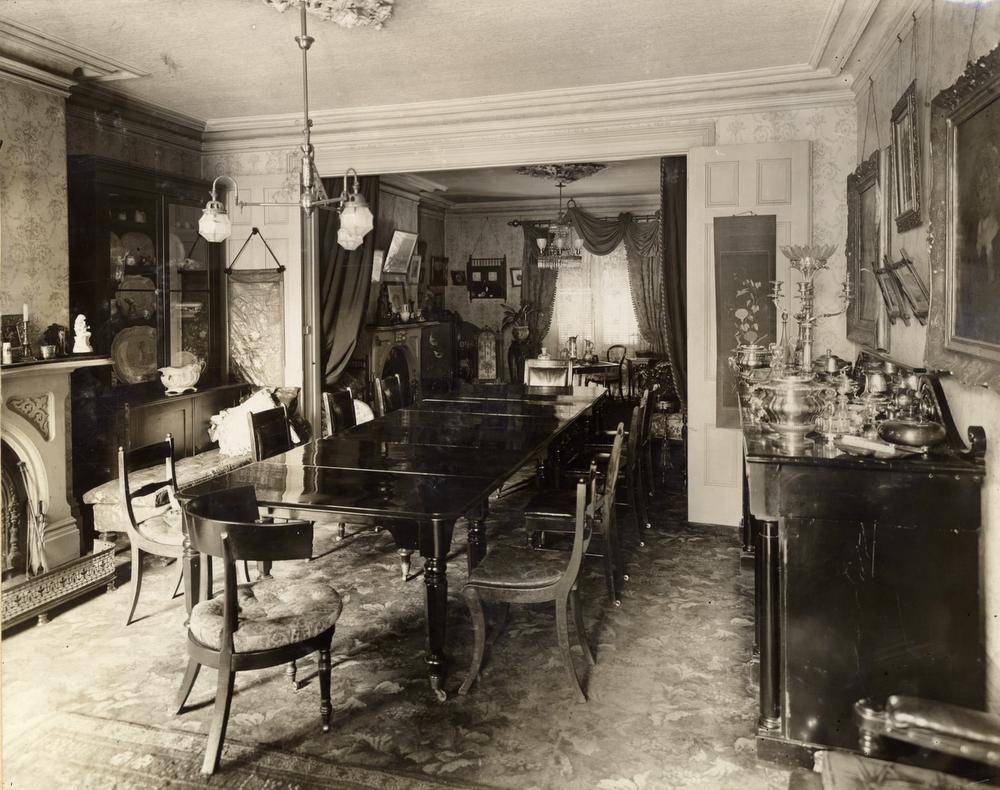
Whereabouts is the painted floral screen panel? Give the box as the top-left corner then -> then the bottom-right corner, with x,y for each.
228,270 -> 285,387
713,215 -> 776,429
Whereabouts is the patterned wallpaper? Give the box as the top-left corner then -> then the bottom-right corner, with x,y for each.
0,77 -> 70,348
715,105 -> 858,359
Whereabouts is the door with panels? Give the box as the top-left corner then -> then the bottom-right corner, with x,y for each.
686,141 -> 811,526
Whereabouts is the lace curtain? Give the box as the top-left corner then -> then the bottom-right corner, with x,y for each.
551,244 -> 642,357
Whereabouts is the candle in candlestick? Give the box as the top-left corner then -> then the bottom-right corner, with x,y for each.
22,304 -> 29,323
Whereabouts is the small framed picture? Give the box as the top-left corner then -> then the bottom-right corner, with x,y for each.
472,271 -> 482,282
510,268 -> 523,287
451,270 -> 467,286
383,230 -> 418,278
407,254 -> 422,284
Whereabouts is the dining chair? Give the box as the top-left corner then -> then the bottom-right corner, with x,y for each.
565,400 -> 650,544
248,405 -> 293,462
374,373 -> 405,417
521,424 -> 627,606
584,344 -> 627,399
321,388 -> 357,436
176,485 -> 342,775
119,434 -> 186,626
458,473 -> 600,702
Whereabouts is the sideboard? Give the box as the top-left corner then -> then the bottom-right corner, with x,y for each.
744,373 -> 987,766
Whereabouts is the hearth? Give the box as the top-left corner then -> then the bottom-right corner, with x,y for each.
0,357 -> 116,627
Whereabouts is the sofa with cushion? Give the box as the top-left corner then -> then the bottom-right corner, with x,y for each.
83,386 -> 298,542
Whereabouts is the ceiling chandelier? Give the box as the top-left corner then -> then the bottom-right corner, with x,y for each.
515,163 -> 606,270
198,1 -> 374,251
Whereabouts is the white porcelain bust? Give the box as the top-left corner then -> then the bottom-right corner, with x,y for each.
72,314 -> 92,354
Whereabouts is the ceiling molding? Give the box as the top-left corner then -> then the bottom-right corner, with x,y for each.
0,57 -> 74,97
824,0 -> 883,76
809,0 -> 850,69
378,179 -> 423,203
417,199 -> 448,219
381,172 -> 450,195
846,0 -> 929,93
204,64 -> 853,146
0,19 -> 146,82
447,193 -> 661,218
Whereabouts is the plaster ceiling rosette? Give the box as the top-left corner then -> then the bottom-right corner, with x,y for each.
515,163 -> 607,186
261,0 -> 394,28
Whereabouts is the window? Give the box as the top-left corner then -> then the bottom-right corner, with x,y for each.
551,244 -> 642,356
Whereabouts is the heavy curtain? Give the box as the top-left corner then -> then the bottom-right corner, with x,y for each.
317,175 -> 379,386
520,223 -> 558,356
661,156 -> 687,405
564,205 -> 669,361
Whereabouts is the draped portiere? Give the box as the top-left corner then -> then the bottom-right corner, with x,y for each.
660,156 -> 687,405
520,223 -> 558,356
562,205 -> 673,392
317,175 -> 379,386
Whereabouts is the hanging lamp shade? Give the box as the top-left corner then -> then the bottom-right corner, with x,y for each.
198,200 -> 232,243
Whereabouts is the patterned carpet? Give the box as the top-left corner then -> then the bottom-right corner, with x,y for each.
2,475 -> 791,790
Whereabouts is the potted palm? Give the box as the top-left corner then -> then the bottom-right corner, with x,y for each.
501,302 -> 533,342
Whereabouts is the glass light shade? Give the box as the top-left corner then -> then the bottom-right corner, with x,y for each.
339,197 -> 374,238
337,228 -> 365,251
198,202 -> 232,243
574,237 -> 584,252
536,237 -> 547,252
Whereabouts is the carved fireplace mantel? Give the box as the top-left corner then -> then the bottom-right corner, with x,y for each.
1,357 -> 115,626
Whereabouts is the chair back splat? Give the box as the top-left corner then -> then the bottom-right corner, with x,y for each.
374,374 -> 404,417
322,388 -> 357,436
249,405 -> 293,462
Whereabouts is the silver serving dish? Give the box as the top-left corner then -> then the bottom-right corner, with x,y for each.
877,419 -> 946,450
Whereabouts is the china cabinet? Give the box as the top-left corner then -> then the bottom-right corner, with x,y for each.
68,156 -> 225,386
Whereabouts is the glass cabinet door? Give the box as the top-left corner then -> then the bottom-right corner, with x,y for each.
107,190 -> 160,384
166,202 -> 212,370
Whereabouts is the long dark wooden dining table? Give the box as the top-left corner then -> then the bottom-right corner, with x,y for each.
180,384 -> 606,699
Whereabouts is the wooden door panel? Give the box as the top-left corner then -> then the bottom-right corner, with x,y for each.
687,141 -> 811,526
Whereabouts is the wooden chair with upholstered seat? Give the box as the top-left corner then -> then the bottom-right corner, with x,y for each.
119,434 -> 185,626
176,485 -> 342,775
584,344 -> 627,399
373,373 -> 405,417
458,468 -> 605,702
521,424 -> 627,606
248,405 -> 293,462
562,399 -> 651,544
321,388 -> 357,437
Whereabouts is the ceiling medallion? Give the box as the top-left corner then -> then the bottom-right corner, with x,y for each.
514,163 -> 607,184
262,0 -> 394,29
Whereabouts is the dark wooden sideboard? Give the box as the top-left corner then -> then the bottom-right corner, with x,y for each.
743,374 -> 986,766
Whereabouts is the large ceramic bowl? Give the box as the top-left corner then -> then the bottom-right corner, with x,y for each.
158,353 -> 205,395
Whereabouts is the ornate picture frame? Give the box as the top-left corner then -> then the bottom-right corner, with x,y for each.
382,230 -> 418,278
891,80 -> 922,232
927,44 -> 1000,390
846,150 -> 881,348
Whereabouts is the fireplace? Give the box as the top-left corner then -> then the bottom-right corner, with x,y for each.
0,358 -> 116,626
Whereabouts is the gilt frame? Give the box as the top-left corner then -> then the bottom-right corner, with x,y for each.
891,80 -> 923,233
927,43 -> 1000,390
845,150 -> 881,348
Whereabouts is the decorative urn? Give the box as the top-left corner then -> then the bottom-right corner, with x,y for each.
762,371 -> 825,450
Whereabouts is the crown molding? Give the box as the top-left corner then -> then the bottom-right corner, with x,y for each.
417,200 -> 447,220
823,0 -> 883,76
0,57 -> 74,97
381,172 -> 449,195
0,20 -> 146,83
378,179 -> 423,203
846,0 -> 929,93
809,0 -> 850,69
202,63 -> 853,155
447,193 -> 661,218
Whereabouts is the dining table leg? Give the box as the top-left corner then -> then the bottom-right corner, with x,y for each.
423,517 -> 455,702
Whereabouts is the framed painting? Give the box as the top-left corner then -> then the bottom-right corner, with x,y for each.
846,150 -> 881,348
429,255 -> 449,287
927,43 -> 1000,389
510,268 -> 523,287
712,215 -> 776,429
891,80 -> 922,233
383,230 -> 418,279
